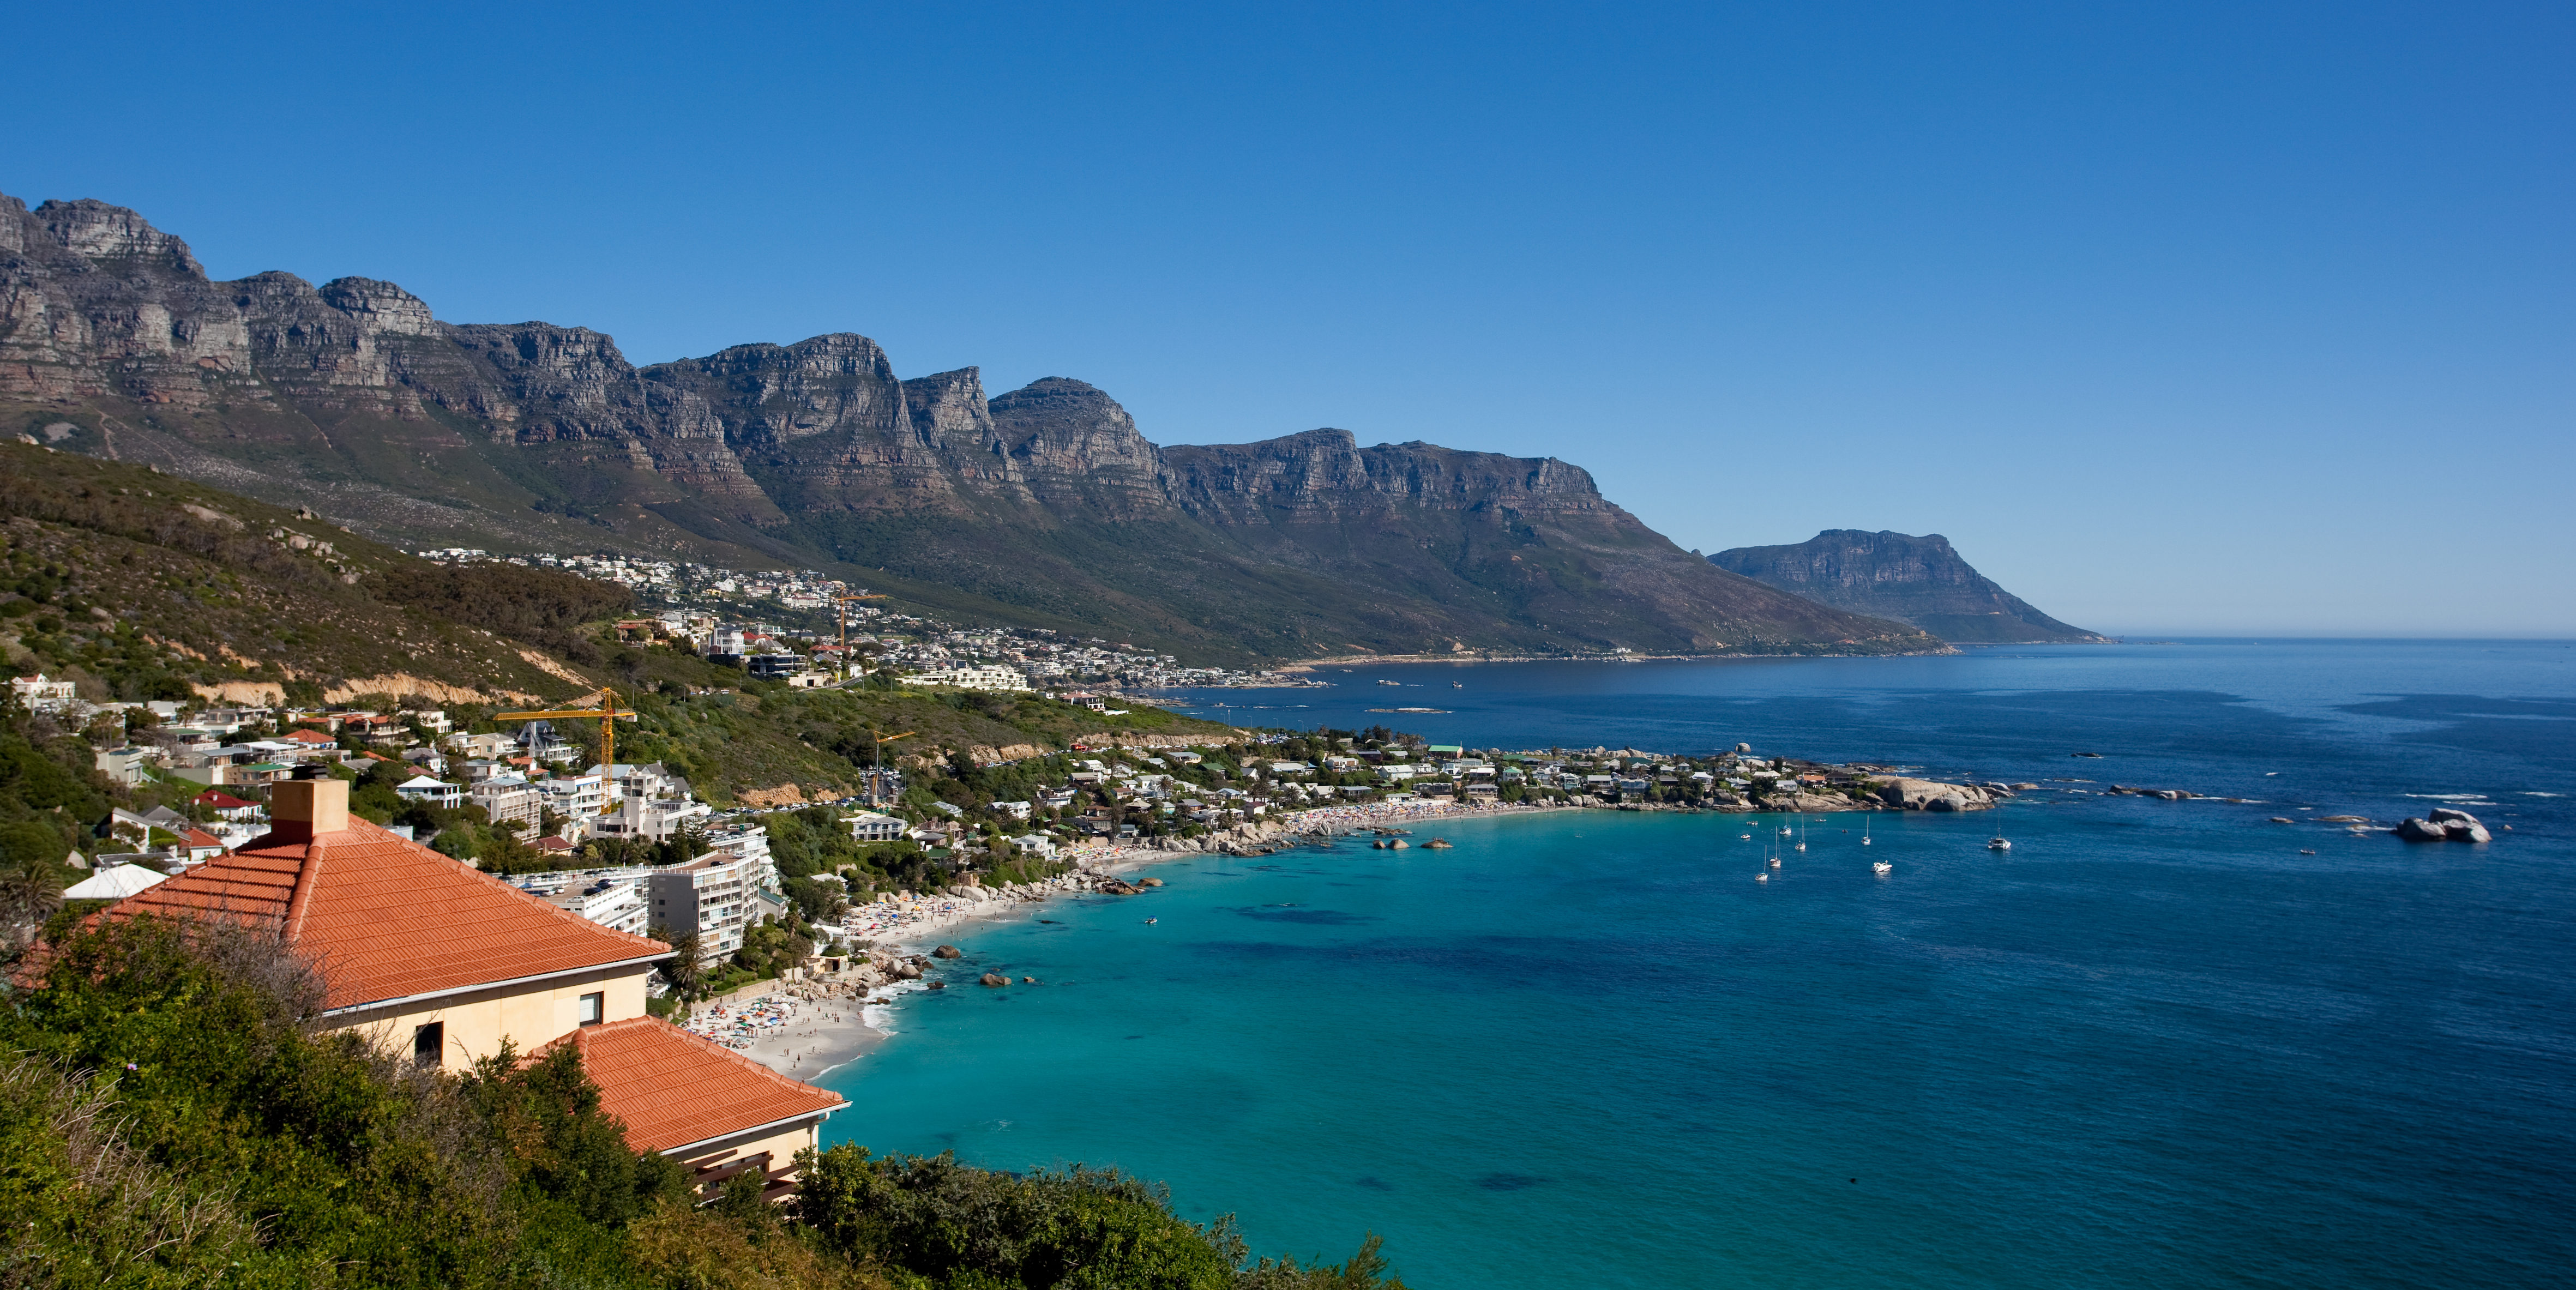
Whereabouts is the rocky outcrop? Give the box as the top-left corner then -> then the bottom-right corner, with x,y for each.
2396,809 -> 2491,843
1873,777 -> 2005,811
1711,530 -> 2105,643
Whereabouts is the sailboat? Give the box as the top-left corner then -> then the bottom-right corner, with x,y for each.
1987,823 -> 2012,852
1862,817 -> 1872,846
1794,817 -> 1807,852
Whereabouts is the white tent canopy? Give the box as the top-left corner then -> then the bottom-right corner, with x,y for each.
64,863 -> 168,900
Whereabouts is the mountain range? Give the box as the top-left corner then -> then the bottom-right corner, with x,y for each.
0,190 -> 1942,664
1710,530 -> 2107,643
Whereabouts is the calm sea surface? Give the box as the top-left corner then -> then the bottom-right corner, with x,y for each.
823,641 -> 2576,1288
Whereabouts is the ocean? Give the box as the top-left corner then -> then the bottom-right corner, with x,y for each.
821,640 -> 2576,1288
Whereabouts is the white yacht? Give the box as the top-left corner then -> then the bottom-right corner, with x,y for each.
1873,860 -> 1892,875
1987,834 -> 2012,851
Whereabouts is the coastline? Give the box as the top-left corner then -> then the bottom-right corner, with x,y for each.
718,798 -> 1556,1079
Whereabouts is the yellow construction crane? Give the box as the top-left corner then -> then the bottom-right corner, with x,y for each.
495,688 -> 639,812
867,730 -> 915,808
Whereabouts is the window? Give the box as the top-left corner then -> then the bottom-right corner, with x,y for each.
578,992 -> 604,1027
412,1021 -> 444,1066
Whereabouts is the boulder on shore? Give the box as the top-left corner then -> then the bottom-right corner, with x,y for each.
1874,777 -> 1998,812
932,944 -> 962,959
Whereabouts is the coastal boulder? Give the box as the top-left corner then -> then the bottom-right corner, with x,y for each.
2428,809 -> 2493,842
2393,818 -> 2449,842
1873,777 -> 1995,812
979,973 -> 1009,987
932,944 -> 962,959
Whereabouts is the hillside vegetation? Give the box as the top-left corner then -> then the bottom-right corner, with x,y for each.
1,920 -> 1407,1289
0,443 -> 605,706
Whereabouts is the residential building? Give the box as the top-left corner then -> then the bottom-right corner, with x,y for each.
98,777 -> 843,1201
902,664 -> 1031,692
396,776 -> 464,810
10,673 -> 76,713
538,773 -> 607,823
94,746 -> 155,786
844,811 -> 906,842
192,789 -> 263,822
648,852 -> 764,961
471,776 -> 544,829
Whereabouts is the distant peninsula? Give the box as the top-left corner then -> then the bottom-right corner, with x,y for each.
1708,530 -> 2108,644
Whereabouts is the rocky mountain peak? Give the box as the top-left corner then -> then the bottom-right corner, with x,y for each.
901,367 -> 992,450
317,277 -> 441,337
29,198 -> 205,276
1710,529 -> 2104,643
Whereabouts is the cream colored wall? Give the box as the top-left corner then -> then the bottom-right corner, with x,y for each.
329,961 -> 654,1067
669,1115 -> 828,1195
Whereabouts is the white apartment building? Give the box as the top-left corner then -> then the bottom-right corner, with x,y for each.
471,776 -> 544,829
648,852 -> 763,961
902,664 -> 1031,692
845,811 -> 906,842
539,773 -> 607,822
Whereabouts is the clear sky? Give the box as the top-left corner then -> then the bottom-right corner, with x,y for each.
9,2 -> 2569,635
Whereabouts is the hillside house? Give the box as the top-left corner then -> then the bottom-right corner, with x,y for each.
97,776 -> 844,1201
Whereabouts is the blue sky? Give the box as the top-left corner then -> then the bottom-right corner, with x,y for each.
9,2 -> 2569,634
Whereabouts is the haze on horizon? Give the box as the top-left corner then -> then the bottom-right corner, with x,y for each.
10,1 -> 2569,637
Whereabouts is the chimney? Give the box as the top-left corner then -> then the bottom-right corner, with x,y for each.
269,775 -> 349,841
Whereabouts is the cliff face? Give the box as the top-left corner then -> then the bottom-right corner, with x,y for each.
1709,530 -> 2105,643
0,190 -> 1942,661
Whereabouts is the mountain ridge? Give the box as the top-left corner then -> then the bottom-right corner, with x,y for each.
1709,529 -> 2106,643
2,190 -> 1943,664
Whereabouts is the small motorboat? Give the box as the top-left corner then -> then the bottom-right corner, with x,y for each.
2298,848 -> 2316,855
1145,918 -> 1158,924
1872,860 -> 1892,875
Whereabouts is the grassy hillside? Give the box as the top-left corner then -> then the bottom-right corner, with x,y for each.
0,442 -> 606,707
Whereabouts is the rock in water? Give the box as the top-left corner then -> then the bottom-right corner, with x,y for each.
979,973 -> 1009,987
2429,809 -> 2494,842
2393,818 -> 2450,842
932,944 -> 962,959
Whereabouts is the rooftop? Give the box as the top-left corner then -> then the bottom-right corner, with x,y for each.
103,809 -> 669,1012
535,1017 -> 846,1153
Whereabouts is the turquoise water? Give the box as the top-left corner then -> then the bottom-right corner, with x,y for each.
824,641 -> 2576,1287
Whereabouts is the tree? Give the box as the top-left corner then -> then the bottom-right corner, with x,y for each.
653,925 -> 706,1000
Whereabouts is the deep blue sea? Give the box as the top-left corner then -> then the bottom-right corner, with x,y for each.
824,641 -> 2576,1288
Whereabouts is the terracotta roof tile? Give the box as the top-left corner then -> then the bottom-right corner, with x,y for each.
105,818 -> 668,1010
537,1018 -> 846,1153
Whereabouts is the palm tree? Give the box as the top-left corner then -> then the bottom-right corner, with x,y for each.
0,852 -> 67,946
653,926 -> 706,1001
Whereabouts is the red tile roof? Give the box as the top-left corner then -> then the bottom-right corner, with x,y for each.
536,1018 -> 846,1153
281,729 -> 336,745
103,817 -> 668,1011
194,789 -> 257,810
